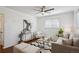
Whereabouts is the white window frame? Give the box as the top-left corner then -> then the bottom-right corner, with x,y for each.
45,19 -> 60,28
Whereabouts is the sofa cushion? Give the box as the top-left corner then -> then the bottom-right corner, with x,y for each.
55,37 -> 63,45
72,33 -> 79,47
14,42 -> 40,53
64,33 -> 70,39
62,39 -> 72,46
73,38 -> 79,47
50,36 -> 58,42
14,42 -> 30,50
69,33 -> 73,40
22,45 -> 40,53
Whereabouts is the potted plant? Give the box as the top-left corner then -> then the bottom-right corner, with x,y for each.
57,27 -> 64,37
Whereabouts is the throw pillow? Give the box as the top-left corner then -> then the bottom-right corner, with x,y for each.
56,37 -> 63,45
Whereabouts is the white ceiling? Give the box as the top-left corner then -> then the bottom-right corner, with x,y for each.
6,6 -> 79,16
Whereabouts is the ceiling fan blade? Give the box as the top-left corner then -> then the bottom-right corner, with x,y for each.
33,9 -> 41,11
34,11 -> 41,15
44,8 -> 54,12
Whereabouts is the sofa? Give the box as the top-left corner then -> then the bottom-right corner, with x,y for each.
50,32 -> 79,53
51,43 -> 79,53
14,42 -> 40,53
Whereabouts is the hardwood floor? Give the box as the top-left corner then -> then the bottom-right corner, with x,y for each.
2,47 -> 13,53
0,45 -> 13,53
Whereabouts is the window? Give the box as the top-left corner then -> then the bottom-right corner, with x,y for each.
45,19 -> 59,28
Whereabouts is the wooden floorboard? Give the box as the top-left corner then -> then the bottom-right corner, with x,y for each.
0,45 -> 13,53
2,47 -> 13,53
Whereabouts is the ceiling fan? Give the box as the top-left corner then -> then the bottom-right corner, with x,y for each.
34,6 -> 54,15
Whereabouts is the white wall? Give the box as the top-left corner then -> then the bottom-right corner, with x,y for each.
0,7 -> 36,48
36,12 -> 74,37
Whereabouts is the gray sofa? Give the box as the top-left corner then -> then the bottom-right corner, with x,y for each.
51,43 -> 79,53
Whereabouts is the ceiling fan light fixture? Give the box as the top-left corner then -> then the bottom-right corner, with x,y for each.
41,12 -> 45,15
34,6 -> 54,16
